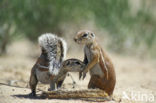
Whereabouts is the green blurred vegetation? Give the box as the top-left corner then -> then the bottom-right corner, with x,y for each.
0,0 -> 156,57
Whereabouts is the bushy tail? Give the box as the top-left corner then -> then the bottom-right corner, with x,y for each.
38,33 -> 67,75
41,89 -> 109,102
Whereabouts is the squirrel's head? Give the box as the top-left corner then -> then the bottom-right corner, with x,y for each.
74,30 -> 95,44
62,59 -> 85,71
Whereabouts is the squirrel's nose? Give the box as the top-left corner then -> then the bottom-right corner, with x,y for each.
74,38 -> 77,42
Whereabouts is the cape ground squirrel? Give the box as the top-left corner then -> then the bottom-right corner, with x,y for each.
74,30 -> 116,96
53,58 -> 85,84
29,33 -> 67,96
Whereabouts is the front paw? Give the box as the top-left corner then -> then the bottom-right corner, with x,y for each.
29,91 -> 36,97
79,70 -> 87,80
48,88 -> 54,91
82,70 -> 87,80
79,71 -> 82,80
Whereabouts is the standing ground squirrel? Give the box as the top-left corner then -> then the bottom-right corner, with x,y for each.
29,33 -> 67,96
74,30 -> 116,96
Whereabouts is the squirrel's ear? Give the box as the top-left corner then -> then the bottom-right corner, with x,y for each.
91,33 -> 95,37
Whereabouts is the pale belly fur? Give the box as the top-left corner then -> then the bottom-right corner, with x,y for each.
36,69 -> 51,84
90,64 -> 104,77
85,46 -> 104,78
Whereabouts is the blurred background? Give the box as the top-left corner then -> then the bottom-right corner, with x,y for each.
0,1 -> 156,102
0,0 -> 156,58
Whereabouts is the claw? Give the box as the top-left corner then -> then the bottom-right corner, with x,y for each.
82,73 -> 86,80
79,71 -> 82,80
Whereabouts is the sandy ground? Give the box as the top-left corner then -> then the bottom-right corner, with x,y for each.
0,40 -> 156,103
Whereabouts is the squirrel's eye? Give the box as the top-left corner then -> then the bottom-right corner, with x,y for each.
65,61 -> 70,65
75,61 -> 80,65
91,33 -> 94,37
82,34 -> 88,37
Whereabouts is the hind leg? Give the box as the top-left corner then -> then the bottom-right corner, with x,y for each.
88,75 -> 97,89
57,80 -> 64,88
49,79 -> 56,91
93,76 -> 114,96
56,74 -> 66,89
88,75 -> 114,96
88,75 -> 105,90
29,71 -> 38,97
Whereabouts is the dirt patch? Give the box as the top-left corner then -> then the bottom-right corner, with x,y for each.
0,40 -> 156,103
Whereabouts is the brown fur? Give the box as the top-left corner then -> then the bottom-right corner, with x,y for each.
29,53 -> 48,94
29,53 -> 64,96
74,30 -> 116,96
29,33 -> 68,96
53,58 -> 85,82
41,89 -> 108,100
